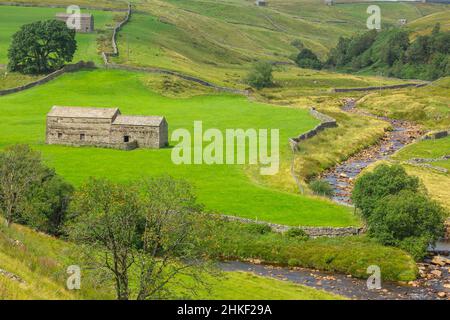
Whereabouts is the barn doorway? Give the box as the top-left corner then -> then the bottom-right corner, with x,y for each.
124,135 -> 130,143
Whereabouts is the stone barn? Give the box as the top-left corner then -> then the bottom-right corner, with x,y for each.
46,106 -> 168,150
255,0 -> 267,6
55,13 -> 94,33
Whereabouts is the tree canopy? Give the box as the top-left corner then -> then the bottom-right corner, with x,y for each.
8,19 -> 77,74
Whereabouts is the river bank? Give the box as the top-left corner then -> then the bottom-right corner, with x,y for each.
321,98 -> 423,204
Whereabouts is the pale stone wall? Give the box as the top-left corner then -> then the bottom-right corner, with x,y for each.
46,117 -> 113,146
110,124 -> 161,148
46,110 -> 169,150
159,119 -> 169,148
222,215 -> 363,237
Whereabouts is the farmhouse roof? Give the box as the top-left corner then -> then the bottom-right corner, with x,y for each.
48,106 -> 120,119
55,13 -> 93,18
112,115 -> 165,127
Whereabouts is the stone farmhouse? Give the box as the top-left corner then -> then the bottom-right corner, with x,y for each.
46,106 -> 168,150
55,13 -> 94,33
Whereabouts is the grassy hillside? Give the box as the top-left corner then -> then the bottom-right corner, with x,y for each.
409,10 -> 450,38
111,0 -> 447,84
0,5 -> 118,65
392,136 -> 450,210
358,77 -> 450,129
0,68 -> 359,227
0,222 -> 342,300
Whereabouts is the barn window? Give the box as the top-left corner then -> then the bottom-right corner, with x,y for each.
80,134 -> 85,141
58,133 -> 62,139
124,135 -> 130,143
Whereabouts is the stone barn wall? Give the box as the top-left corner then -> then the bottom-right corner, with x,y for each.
110,124 -> 161,148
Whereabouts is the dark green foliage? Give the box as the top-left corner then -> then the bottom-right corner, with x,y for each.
295,48 -> 322,70
8,20 -> 76,74
199,217 -> 417,281
246,61 -> 273,89
352,164 -> 446,260
381,30 -> 410,66
309,179 -> 334,198
26,174 -> 74,236
0,145 -> 73,233
325,24 -> 450,80
67,176 -> 210,300
285,228 -> 309,240
352,164 -> 419,220
367,190 -> 445,260
244,223 -> 272,235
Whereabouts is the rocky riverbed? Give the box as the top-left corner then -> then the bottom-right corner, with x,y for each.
221,258 -> 450,300
321,98 -> 423,204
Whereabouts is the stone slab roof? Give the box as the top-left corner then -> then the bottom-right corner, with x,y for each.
112,115 -> 165,127
48,106 -> 120,119
55,13 -> 93,18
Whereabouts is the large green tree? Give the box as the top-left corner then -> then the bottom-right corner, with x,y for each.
67,176 -> 212,300
8,19 -> 77,74
0,144 -> 73,231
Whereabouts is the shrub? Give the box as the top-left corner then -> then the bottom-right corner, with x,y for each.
295,48 -> 322,70
352,164 -> 447,260
309,179 -> 334,198
352,164 -> 419,219
0,144 -> 73,233
285,228 -> 309,240
245,62 -> 273,89
245,223 -> 272,235
367,190 -> 445,260
199,218 -> 418,281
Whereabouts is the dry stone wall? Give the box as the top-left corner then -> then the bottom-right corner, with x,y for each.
0,61 -> 95,96
422,130 -> 449,140
289,108 -> 337,151
0,2 -> 129,11
222,215 -> 363,237
101,3 -> 249,96
331,82 -> 428,93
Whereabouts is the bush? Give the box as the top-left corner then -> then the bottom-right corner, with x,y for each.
0,145 -> 73,233
295,49 -> 322,70
309,179 -> 334,198
199,218 -> 418,281
368,190 -> 445,259
352,164 -> 447,260
245,62 -> 273,89
352,164 -> 419,220
244,223 -> 272,235
285,228 -> 309,240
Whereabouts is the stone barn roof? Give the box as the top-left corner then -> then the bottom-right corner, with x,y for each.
55,13 -> 93,18
112,115 -> 165,127
48,106 -> 120,119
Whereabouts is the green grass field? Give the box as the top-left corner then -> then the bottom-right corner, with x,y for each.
0,68 -> 358,227
0,5 -> 116,65
111,0 -> 447,85
358,77 -> 450,129
0,223 -> 341,300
